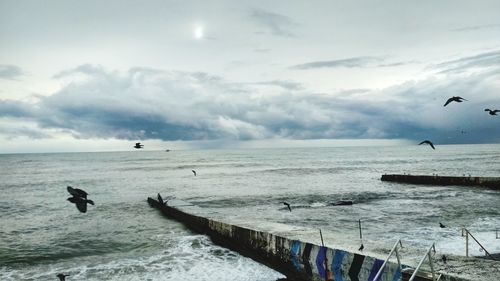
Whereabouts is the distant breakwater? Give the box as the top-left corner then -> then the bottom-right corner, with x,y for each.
381,174 -> 500,190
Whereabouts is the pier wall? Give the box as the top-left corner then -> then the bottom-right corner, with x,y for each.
148,198 -> 465,281
381,174 -> 500,190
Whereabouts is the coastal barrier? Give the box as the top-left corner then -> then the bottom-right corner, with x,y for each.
381,174 -> 500,190
147,197 -> 467,281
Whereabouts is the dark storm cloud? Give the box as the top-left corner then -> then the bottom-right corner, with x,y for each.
0,126 -> 51,139
0,64 -> 23,80
250,8 -> 298,37
2,50 -> 500,144
0,99 -> 35,118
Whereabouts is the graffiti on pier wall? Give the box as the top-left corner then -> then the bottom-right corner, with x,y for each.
289,240 -> 402,281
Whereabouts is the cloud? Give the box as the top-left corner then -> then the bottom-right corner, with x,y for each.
292,57 -> 382,69
432,50 -> 500,74
0,64 -> 24,80
291,57 -> 413,70
0,99 -> 35,118
0,122 -> 51,140
250,8 -> 298,37
250,80 -> 303,90
1,52 -> 500,144
451,23 -> 500,32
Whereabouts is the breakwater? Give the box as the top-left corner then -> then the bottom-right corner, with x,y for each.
147,197 -> 470,281
381,174 -> 500,190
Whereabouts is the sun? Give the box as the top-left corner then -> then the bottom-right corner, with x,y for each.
194,25 -> 204,39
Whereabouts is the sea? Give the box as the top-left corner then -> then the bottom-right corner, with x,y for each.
1,144 -> 499,280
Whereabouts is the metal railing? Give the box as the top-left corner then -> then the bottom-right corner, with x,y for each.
461,228 -> 498,261
409,243 -> 441,281
373,239 -> 403,281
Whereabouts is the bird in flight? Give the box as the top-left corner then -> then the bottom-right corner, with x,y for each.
192,170 -> 197,176
67,186 -> 94,213
419,140 -> 435,150
439,222 -> 446,228
358,244 -> 364,251
134,142 -> 144,149
443,96 -> 467,107
484,109 -> 500,116
281,202 -> 292,212
57,273 -> 70,281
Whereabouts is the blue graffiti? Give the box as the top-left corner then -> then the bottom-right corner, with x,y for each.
315,246 -> 327,278
290,240 -> 301,271
332,249 -> 346,281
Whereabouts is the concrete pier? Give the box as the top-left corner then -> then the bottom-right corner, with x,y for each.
147,197 -> 475,281
381,174 -> 500,190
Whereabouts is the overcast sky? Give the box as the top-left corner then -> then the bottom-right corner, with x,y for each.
1,0 -> 500,153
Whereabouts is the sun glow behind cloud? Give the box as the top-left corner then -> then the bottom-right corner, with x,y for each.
193,24 -> 204,39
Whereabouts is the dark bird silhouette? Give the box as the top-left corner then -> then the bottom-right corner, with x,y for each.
67,196 -> 94,213
134,142 -> 144,149
444,96 -> 467,107
441,254 -> 447,264
419,140 -> 435,150
192,170 -> 197,176
57,273 -> 70,281
67,186 -> 88,199
358,244 -> 364,251
484,109 -> 500,116
439,222 -> 446,228
281,202 -> 292,212
67,187 -> 94,213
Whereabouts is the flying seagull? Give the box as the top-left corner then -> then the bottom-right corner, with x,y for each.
358,244 -> 364,251
57,273 -> 70,281
281,202 -> 292,212
67,187 -> 94,213
484,109 -> 500,116
443,96 -> 467,107
419,140 -> 435,150
439,222 -> 446,228
134,142 -> 144,149
192,170 -> 197,176
67,186 -> 88,199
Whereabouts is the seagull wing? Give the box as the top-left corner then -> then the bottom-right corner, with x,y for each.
429,142 -> 435,149
485,109 -> 491,112
67,186 -> 79,197
418,141 -> 428,145
494,110 -> 500,114
443,98 -> 453,107
75,200 -> 88,213
67,186 -> 87,198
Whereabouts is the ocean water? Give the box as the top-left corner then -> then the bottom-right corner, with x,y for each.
1,144 -> 499,280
